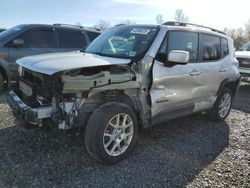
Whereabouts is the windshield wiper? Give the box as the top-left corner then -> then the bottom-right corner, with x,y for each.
86,51 -> 132,59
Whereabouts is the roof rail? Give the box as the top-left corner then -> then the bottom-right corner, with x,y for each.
53,23 -> 101,32
163,21 -> 226,35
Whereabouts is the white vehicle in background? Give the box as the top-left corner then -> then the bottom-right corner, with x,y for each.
236,41 -> 250,82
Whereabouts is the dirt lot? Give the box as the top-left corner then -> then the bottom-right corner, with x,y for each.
0,84 -> 249,188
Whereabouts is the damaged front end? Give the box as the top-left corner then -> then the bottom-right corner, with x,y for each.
7,64 -> 140,130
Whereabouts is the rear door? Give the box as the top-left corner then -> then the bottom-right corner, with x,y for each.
191,33 -> 225,108
7,27 -> 56,72
150,31 -> 203,123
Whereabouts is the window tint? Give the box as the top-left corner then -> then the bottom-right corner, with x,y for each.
86,31 -> 100,42
200,34 -> 221,61
168,31 -> 198,62
58,29 -> 86,49
221,38 -> 229,57
14,28 -> 55,48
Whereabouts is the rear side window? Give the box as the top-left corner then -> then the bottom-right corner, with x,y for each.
86,31 -> 100,42
200,34 -> 221,61
168,31 -> 198,62
58,29 -> 86,49
221,38 -> 229,57
13,28 -> 55,48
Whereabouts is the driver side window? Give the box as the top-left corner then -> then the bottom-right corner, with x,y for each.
156,31 -> 198,63
8,28 -> 55,48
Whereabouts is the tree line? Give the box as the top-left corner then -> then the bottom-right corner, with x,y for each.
223,20 -> 250,49
91,9 -> 189,31
90,9 -> 250,49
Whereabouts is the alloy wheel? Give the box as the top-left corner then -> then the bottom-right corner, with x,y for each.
218,92 -> 232,118
103,113 -> 134,156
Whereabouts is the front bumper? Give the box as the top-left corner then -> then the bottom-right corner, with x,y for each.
6,90 -> 54,125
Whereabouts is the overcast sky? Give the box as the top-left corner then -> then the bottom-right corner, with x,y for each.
1,0 -> 249,29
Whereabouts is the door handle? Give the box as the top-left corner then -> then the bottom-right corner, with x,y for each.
189,70 -> 201,76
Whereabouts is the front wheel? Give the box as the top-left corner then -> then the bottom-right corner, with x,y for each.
208,87 -> 233,121
84,102 -> 138,164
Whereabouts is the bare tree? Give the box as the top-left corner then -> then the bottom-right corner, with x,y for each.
93,20 -> 111,31
222,18 -> 250,49
156,14 -> 164,24
245,19 -> 250,38
174,9 -> 189,22
223,27 -> 247,49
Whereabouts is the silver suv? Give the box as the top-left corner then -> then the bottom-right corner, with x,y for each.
7,22 -> 241,164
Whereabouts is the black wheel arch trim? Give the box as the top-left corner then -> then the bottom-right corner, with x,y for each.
217,76 -> 242,98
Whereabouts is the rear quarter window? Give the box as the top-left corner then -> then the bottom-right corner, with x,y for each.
221,38 -> 229,58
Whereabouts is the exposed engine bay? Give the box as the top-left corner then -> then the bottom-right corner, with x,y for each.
14,64 -> 140,129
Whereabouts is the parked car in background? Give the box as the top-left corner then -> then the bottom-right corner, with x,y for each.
0,24 -> 101,92
7,22 -> 240,164
236,41 -> 250,82
0,28 -> 6,33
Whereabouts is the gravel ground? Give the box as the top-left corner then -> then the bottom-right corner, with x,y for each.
0,84 -> 249,188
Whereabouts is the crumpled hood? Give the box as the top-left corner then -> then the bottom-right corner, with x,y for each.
17,52 -> 131,75
235,51 -> 250,59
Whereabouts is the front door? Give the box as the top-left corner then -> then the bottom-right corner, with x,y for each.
150,31 -> 203,124
7,28 -> 56,74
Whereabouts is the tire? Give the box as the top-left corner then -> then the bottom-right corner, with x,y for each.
84,102 -> 138,164
0,72 -> 5,93
208,87 -> 233,121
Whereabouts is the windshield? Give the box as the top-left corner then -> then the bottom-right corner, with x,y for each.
85,25 -> 158,59
239,41 -> 250,51
0,25 -> 24,41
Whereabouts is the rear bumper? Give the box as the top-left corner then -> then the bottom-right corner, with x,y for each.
6,90 -> 54,125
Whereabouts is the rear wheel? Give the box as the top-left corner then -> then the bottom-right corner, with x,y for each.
208,88 -> 233,121
84,102 -> 138,164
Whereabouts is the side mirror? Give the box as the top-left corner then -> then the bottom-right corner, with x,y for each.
12,39 -> 24,47
168,50 -> 189,64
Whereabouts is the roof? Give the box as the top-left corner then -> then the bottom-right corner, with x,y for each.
161,21 -> 227,37
114,22 -> 227,37
14,23 -> 101,33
